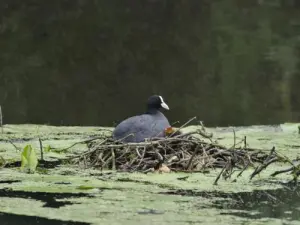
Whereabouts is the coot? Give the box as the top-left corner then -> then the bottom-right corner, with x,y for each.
112,95 -> 171,143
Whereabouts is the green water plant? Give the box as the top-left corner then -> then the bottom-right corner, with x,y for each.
20,144 -> 38,173
77,185 -> 96,190
0,156 -> 5,168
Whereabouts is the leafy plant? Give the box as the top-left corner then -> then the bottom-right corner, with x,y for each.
0,156 -> 5,168
43,145 -> 52,153
20,145 -> 38,173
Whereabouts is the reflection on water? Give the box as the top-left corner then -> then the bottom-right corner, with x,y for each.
0,188 -> 91,208
2,1 -> 300,127
162,182 -> 300,220
0,212 -> 90,225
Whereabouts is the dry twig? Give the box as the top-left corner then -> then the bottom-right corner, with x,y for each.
67,118 -> 300,184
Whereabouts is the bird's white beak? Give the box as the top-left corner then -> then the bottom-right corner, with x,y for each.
161,102 -> 169,110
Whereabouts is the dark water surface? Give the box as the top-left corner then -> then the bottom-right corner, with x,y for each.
1,1 -> 300,127
163,182 -> 300,221
1,212 -> 90,225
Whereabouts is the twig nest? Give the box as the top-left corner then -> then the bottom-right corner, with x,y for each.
73,126 -> 281,184
155,164 -> 171,173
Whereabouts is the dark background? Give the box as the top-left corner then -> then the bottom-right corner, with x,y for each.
1,0 -> 300,127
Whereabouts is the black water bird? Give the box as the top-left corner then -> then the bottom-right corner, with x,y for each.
112,95 -> 171,143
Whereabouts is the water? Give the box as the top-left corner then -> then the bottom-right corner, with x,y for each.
1,1 -> 300,127
0,124 -> 300,224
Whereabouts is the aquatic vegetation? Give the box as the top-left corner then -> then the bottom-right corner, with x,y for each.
0,124 -> 299,224
0,156 -> 5,168
20,145 -> 38,173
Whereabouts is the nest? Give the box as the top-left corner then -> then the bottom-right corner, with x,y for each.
70,119 -> 300,184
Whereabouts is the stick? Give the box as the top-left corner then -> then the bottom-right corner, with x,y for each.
198,121 -> 213,139
59,136 -> 106,152
0,105 -> 3,133
111,148 -> 116,170
39,138 -> 44,161
250,158 -> 279,180
270,167 -> 293,177
169,116 -> 197,137
186,145 -> 201,170
116,133 -> 134,142
8,140 -> 20,152
237,161 -> 250,178
214,162 -> 228,185
233,128 -> 236,148
171,121 -> 180,126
